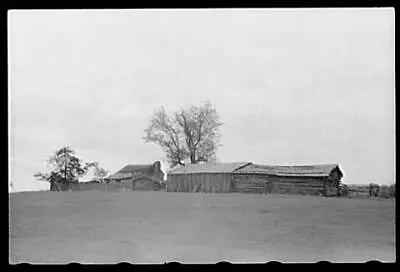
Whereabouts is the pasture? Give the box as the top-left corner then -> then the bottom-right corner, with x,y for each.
9,191 -> 395,263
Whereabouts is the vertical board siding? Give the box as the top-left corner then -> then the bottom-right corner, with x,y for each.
167,173 -> 232,193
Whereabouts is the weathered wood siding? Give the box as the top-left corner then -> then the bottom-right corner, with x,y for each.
231,174 -> 337,196
230,174 -> 271,194
121,179 -> 134,190
167,173 -> 232,193
133,177 -> 162,191
167,172 -> 340,196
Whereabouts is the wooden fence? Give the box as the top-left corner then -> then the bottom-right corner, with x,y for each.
343,184 -> 381,198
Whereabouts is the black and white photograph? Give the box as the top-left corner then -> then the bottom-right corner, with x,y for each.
8,8 -> 395,263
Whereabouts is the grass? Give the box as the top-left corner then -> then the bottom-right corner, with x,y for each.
9,191 -> 395,263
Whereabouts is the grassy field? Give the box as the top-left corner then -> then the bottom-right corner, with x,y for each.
9,191 -> 395,263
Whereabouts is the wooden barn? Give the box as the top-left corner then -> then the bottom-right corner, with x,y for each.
232,164 -> 344,196
167,162 -> 252,193
105,161 -> 164,191
167,162 -> 344,196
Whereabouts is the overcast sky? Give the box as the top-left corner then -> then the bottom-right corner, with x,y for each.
8,8 -> 394,192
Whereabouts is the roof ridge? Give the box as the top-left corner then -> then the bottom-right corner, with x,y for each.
236,164 -> 342,177
253,163 -> 339,167
168,162 -> 252,174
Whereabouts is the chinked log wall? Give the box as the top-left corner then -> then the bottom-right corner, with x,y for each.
231,174 -> 333,196
167,173 -> 232,193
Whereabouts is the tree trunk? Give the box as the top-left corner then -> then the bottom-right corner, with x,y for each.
190,152 -> 196,164
64,149 -> 67,186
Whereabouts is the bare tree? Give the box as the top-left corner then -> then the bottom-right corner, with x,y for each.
144,101 -> 223,167
93,165 -> 108,183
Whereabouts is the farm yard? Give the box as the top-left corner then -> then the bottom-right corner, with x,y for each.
9,191 -> 395,263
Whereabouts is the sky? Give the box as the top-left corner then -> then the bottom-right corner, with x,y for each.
8,8 -> 395,192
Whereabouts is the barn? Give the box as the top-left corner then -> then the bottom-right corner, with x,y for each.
167,162 -> 252,193
232,163 -> 343,196
106,161 -> 164,190
167,162 -> 344,196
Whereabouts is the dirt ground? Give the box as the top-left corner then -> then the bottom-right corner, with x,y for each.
9,191 -> 395,263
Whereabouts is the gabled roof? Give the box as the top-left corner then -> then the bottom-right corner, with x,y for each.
236,164 -> 342,177
119,164 -> 153,173
106,172 -> 135,180
107,163 -> 159,180
168,162 -> 252,175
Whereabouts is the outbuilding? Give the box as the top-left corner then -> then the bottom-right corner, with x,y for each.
167,162 -> 252,193
106,161 -> 164,190
232,163 -> 343,196
167,162 -> 344,196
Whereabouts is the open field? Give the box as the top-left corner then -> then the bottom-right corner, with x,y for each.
9,191 -> 395,263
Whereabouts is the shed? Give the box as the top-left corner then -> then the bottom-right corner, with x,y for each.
105,161 -> 164,191
167,162 -> 344,196
167,162 -> 252,193
232,164 -> 344,196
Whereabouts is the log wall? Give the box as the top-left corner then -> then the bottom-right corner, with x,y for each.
231,174 -> 336,196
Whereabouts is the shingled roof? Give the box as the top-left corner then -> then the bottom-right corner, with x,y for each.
236,164 -> 343,177
107,172 -> 139,180
168,162 -> 252,175
132,174 -> 163,183
107,163 -> 156,180
119,164 -> 153,173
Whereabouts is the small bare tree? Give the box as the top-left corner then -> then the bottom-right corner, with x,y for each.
144,101 -> 223,167
94,165 -> 108,183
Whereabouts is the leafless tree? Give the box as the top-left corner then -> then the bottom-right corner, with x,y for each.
144,101 -> 223,167
93,165 -> 108,183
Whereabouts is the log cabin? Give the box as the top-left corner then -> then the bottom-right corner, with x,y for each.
106,161 -> 164,190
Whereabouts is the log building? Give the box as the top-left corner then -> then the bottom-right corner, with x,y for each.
167,162 -> 343,196
106,161 -> 164,190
